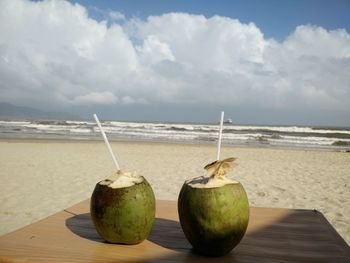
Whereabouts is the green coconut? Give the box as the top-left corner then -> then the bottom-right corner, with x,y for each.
90,171 -> 155,244
178,158 -> 249,256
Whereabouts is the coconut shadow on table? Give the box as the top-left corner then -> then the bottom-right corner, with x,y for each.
65,213 -> 104,243
64,209 -> 350,263
65,213 -> 189,252
64,213 -> 236,262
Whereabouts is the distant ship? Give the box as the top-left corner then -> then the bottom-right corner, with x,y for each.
223,118 -> 233,124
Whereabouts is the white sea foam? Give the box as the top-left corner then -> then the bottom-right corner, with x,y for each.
1,119 -> 349,149
69,128 -> 91,133
224,125 -> 350,135
0,120 -> 31,126
66,120 -> 91,125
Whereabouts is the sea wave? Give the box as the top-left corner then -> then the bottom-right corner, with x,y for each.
0,119 -> 350,150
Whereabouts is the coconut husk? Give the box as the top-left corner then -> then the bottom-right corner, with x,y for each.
204,157 -> 237,179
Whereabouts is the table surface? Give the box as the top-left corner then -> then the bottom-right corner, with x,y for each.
0,199 -> 349,263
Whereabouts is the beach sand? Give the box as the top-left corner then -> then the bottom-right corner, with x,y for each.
0,139 -> 349,244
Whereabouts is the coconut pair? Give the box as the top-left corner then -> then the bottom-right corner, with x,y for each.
90,157 -> 249,257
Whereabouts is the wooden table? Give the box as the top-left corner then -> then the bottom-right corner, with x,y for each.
0,200 -> 349,262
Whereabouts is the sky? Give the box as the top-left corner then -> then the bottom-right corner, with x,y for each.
0,0 -> 349,125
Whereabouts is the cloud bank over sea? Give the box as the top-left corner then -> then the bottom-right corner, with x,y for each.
0,0 -> 349,123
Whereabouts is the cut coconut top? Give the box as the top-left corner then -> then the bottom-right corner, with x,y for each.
187,157 -> 239,188
99,171 -> 144,189
187,175 -> 238,188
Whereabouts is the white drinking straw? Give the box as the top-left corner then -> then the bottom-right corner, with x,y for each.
216,111 -> 225,160
93,114 -> 120,171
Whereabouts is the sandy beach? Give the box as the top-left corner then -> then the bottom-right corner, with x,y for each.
0,139 -> 349,244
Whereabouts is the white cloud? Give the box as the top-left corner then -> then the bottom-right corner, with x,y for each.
109,11 -> 125,22
122,96 -> 148,105
0,0 -> 137,108
127,14 -> 265,70
71,91 -> 118,105
137,35 -> 175,65
283,25 -> 350,59
0,0 -> 349,120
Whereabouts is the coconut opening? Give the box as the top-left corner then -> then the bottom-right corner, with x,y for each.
99,171 -> 144,189
187,157 -> 239,188
187,176 -> 238,188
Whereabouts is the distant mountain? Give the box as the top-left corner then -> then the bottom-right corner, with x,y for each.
0,102 -> 80,120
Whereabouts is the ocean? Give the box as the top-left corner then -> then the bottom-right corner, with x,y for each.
0,119 -> 350,151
